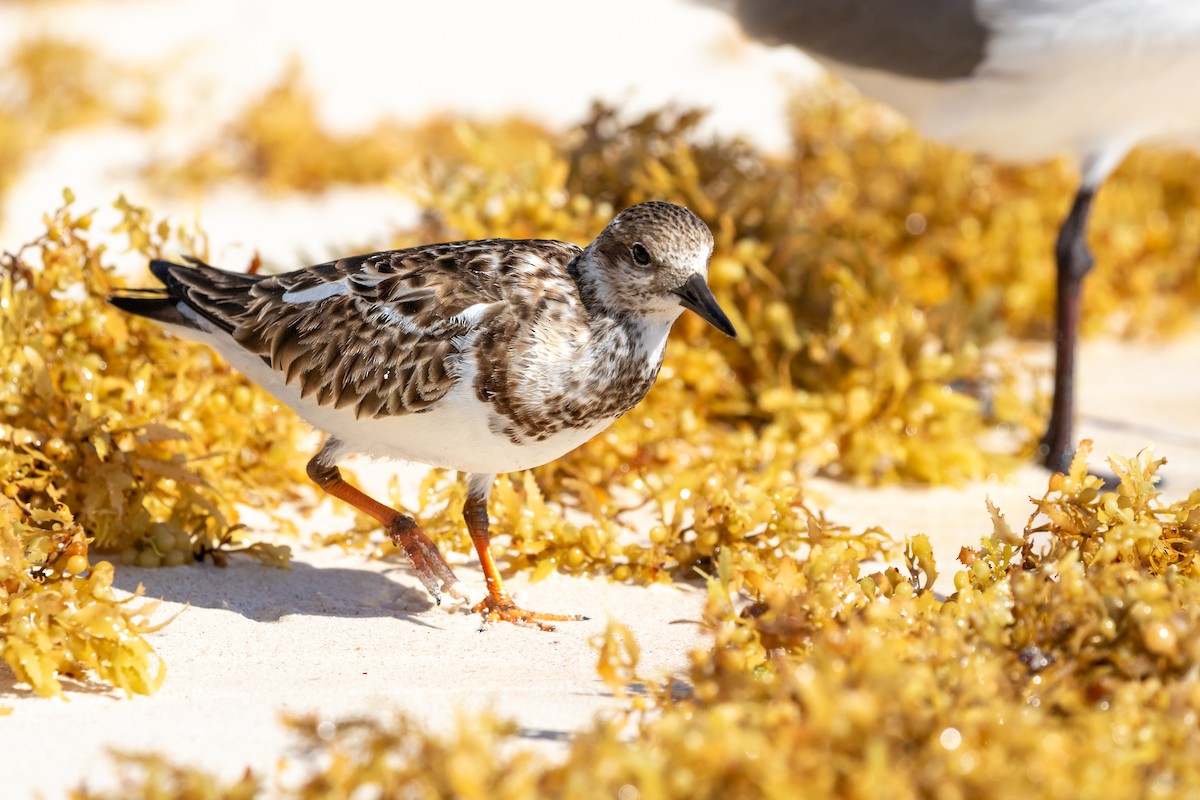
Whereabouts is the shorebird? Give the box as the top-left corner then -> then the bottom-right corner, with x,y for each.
715,0 -> 1200,471
110,201 -> 736,629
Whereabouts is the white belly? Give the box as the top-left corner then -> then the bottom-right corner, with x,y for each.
314,376 -> 620,474
162,321 -> 618,475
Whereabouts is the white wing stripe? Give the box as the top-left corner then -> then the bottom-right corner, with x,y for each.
282,281 -> 351,304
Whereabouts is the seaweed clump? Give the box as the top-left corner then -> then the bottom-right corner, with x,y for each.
72,446 -> 1200,797
0,500 -> 169,699
780,90 -> 1200,342
602,441 -> 1200,798
148,64 -> 404,193
0,191 -> 301,697
148,66 -> 546,196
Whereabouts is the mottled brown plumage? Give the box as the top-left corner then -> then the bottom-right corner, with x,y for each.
157,239 -> 583,425
109,201 -> 735,629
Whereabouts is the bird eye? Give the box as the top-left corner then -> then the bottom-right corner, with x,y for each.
631,243 -> 651,266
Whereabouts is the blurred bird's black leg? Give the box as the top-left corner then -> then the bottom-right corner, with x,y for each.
1041,184 -> 1098,472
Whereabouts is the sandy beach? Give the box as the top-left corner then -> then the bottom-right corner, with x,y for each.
3,2 -> 1200,797
4,329 -> 1198,798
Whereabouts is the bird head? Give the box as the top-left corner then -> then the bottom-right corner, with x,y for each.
584,201 -> 736,337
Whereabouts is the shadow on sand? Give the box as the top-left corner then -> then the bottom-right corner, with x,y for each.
110,556 -> 443,626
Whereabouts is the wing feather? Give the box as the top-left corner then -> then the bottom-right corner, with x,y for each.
157,239 -> 582,418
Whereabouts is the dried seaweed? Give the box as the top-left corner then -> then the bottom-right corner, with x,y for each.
0,192 -> 302,696
0,498 -> 170,698
66,753 -> 260,800
147,65 -> 546,195
70,449 -> 1200,797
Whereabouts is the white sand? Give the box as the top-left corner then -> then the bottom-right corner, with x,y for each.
3,2 -> 1200,798
3,542 -> 711,795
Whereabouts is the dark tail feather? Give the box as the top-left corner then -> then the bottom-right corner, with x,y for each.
150,258 -> 178,285
109,258 -> 200,328
107,293 -> 193,327
113,257 -> 261,333
149,258 -> 202,291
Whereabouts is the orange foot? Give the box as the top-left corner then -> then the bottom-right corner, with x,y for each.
472,593 -> 588,632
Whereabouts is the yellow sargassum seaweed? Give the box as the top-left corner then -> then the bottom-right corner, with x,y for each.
0,192 -> 301,696
0,499 -> 168,698
74,445 -> 1200,798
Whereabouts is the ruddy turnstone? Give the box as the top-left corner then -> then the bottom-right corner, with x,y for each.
109,201 -> 736,629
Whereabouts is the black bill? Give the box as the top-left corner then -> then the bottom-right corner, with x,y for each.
671,273 -> 737,338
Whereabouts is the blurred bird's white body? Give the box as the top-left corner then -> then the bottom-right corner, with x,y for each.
840,1 -> 1200,175
722,0 -> 1200,174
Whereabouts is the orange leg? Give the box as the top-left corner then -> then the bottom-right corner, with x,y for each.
306,454 -> 464,604
463,476 -> 586,631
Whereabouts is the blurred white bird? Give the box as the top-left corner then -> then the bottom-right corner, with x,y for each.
714,0 -> 1200,471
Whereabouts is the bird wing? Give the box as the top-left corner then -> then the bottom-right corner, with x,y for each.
153,239 -> 584,420
729,0 -> 989,80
